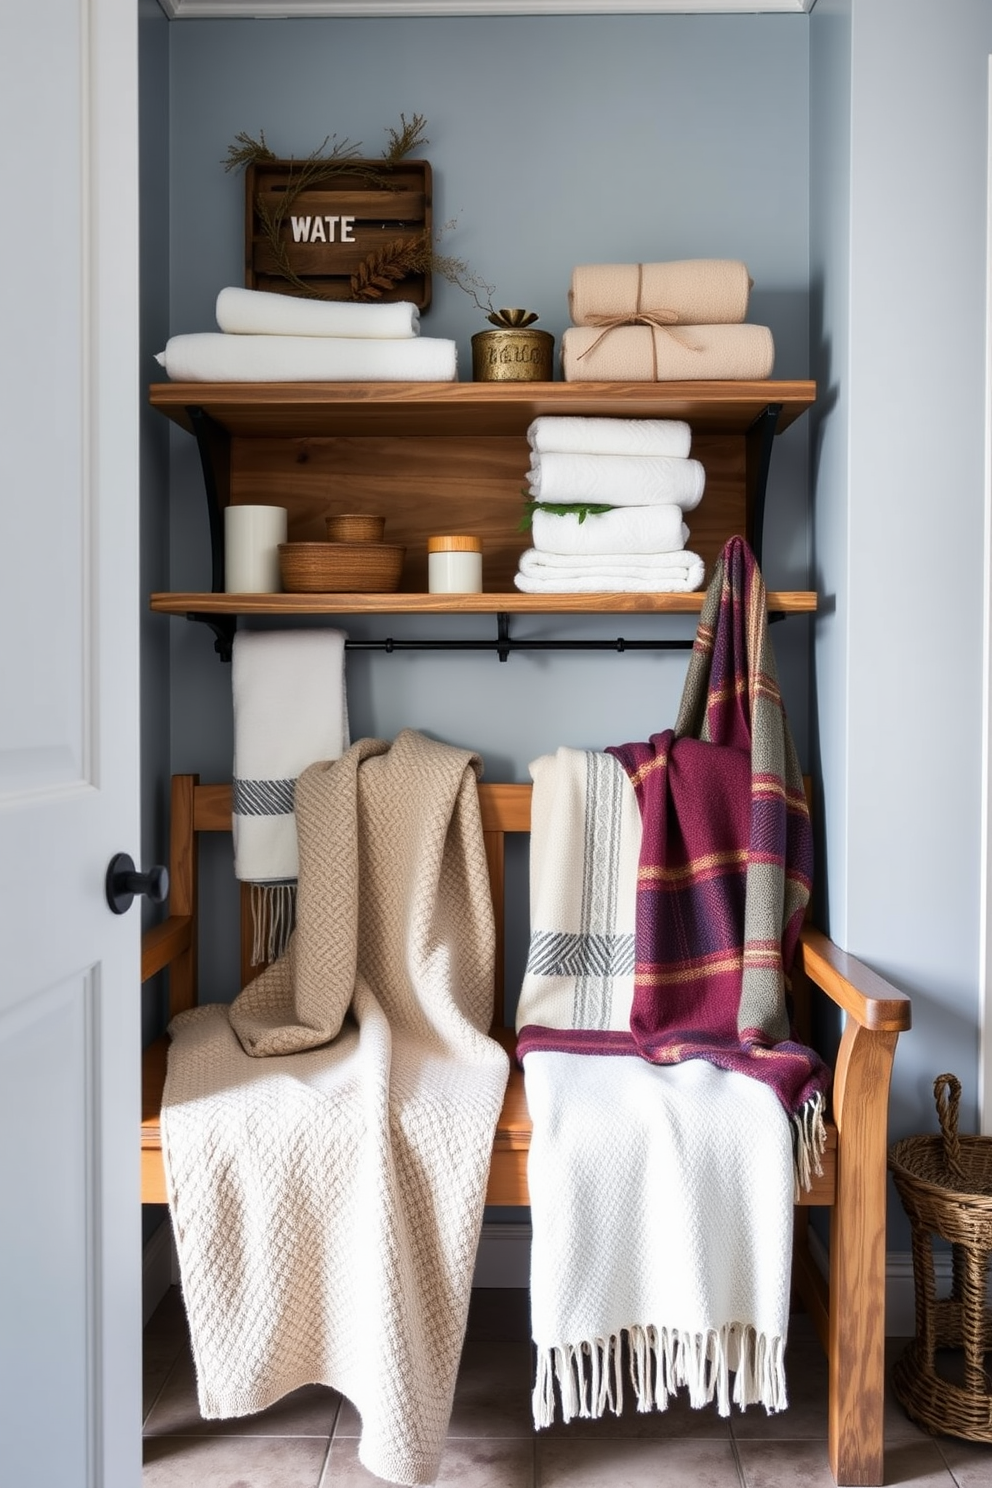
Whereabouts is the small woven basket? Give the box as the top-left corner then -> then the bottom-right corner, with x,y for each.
888,1074 -> 992,1440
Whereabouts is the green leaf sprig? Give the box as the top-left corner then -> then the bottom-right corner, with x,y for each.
518,498 -> 614,533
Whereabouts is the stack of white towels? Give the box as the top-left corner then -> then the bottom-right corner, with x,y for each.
514,416 -> 706,594
155,286 -> 458,382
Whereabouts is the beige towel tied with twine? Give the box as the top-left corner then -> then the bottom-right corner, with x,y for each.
562,323 -> 775,383
568,260 -> 753,328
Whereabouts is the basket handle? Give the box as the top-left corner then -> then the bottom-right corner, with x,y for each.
934,1073 -> 965,1185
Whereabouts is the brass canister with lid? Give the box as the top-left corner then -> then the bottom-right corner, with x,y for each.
471,307 -> 554,383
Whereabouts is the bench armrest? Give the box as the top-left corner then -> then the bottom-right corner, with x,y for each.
141,914 -> 193,984
798,924 -> 912,1034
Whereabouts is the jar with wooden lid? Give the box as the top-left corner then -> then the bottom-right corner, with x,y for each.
427,535 -> 483,593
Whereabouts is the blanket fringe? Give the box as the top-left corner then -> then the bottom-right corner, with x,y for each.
249,882 -> 297,966
791,1091 -> 827,1200
533,1323 -> 787,1429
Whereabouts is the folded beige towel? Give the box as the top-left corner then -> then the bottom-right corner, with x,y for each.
561,324 -> 774,383
569,260 -> 752,328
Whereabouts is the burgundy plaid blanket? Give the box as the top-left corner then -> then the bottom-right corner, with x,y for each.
517,536 -> 829,1181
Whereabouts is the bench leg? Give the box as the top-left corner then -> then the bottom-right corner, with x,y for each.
828,1023 -> 899,1486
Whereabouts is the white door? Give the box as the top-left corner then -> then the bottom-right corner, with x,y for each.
0,5 -> 142,1486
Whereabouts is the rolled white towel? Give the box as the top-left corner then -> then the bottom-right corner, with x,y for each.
514,548 -> 705,594
216,286 -> 421,339
531,504 -> 688,557
155,332 -> 457,383
527,415 -> 691,459
527,451 -> 705,512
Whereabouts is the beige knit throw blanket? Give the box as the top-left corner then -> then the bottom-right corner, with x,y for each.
161,729 -> 510,1487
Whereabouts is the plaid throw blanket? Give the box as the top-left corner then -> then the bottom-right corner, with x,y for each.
605,536 -> 828,1181
517,536 -> 829,1187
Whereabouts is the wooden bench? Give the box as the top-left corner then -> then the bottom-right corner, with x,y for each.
141,773 -> 911,1488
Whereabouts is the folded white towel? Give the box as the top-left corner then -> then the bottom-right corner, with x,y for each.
514,548 -> 705,594
216,286 -> 421,339
155,332 -> 457,383
527,416 -> 691,459
232,629 -> 349,888
531,504 -> 688,557
527,451 -> 705,512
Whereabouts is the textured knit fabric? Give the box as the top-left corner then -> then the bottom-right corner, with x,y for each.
161,729 -> 510,1486
606,537 -> 830,1165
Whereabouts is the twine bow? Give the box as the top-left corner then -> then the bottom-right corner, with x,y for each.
574,263 -> 703,376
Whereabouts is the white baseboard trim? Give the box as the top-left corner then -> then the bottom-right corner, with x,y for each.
142,1216 -> 176,1325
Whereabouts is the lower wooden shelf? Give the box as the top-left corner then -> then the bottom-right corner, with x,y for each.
151,590 -> 817,616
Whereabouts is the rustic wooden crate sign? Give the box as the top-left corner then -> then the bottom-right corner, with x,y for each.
245,158 -> 433,309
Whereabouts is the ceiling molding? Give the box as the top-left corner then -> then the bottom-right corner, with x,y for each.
157,0 -> 815,18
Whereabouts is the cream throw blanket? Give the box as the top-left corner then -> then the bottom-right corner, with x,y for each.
161,729 -> 510,1486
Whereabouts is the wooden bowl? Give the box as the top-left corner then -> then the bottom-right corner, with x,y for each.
325,512 -> 386,543
279,541 -> 405,593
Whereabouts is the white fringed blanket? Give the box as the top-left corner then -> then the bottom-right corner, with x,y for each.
516,746 -> 795,1427
162,730 -> 509,1486
525,1051 -> 794,1426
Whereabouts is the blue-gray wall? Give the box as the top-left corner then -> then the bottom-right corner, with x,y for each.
810,0 -> 992,1154
140,5 -> 992,1250
158,12 -> 812,1005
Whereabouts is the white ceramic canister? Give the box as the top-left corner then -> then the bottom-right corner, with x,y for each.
224,504 -> 288,593
427,535 -> 483,593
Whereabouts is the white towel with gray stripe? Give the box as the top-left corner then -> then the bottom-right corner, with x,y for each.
232,629 -> 349,960
515,747 -> 642,1034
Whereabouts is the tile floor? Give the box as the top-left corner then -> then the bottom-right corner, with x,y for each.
143,1288 -> 992,1487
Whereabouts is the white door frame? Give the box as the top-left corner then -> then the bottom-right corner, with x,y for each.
979,56 -> 992,1132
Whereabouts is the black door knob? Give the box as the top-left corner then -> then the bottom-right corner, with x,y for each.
105,853 -> 169,915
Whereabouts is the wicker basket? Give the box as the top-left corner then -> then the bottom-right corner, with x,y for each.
325,512 -> 386,544
279,541 -> 404,594
888,1074 -> 992,1440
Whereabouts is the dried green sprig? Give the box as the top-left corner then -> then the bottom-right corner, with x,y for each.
384,112 -> 429,161
223,129 -> 276,173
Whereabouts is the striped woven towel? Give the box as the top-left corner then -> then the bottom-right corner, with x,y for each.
231,629 -> 349,962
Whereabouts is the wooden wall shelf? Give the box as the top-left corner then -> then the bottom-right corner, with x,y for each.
148,377 -> 817,658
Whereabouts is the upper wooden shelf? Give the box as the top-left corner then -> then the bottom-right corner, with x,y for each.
148,378 -> 817,441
